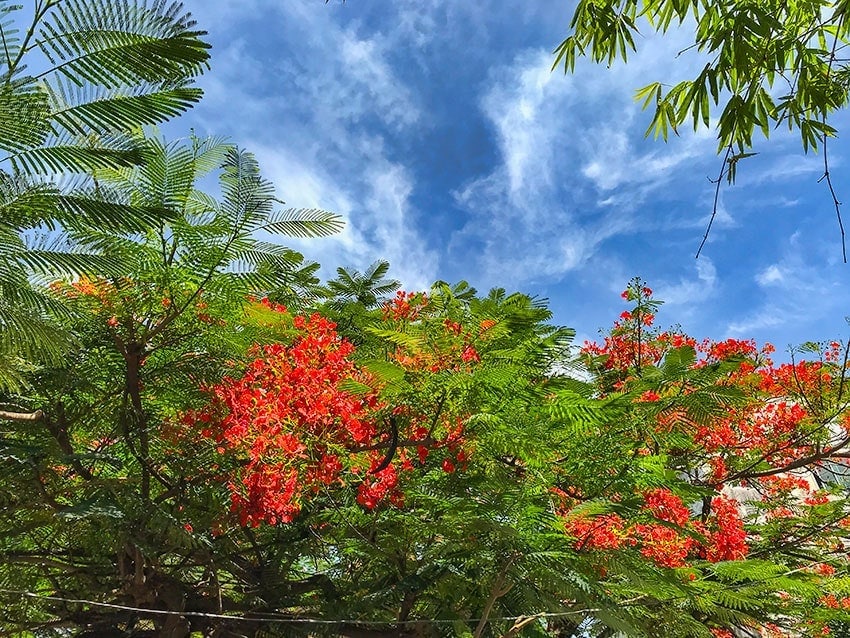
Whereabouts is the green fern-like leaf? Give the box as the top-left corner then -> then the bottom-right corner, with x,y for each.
260,207 -> 345,238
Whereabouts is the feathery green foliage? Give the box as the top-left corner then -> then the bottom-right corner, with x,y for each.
0,0 -> 210,389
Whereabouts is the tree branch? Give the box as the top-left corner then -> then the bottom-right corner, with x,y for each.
696,143 -> 733,259
0,409 -> 43,422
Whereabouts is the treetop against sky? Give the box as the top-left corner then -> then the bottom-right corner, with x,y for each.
174,0 -> 850,358
7,2 -> 850,635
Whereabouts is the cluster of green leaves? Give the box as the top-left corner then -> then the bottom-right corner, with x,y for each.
555,0 -> 850,157
0,131 -> 342,634
4,244 -> 850,638
0,0 -> 212,389
0,2 -> 348,634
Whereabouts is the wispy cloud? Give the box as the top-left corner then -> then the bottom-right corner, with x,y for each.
741,153 -> 825,186
657,257 -> 718,307
451,30 -> 717,288
182,0 -> 436,288
755,264 -> 785,286
175,0 -> 850,356
726,233 -> 846,343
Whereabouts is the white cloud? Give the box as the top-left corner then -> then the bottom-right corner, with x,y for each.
175,0 -> 850,357
320,35 -> 421,131
244,140 -> 436,292
451,29 -> 718,287
726,309 -> 785,336
480,53 -> 556,197
743,153 -> 824,186
756,264 -> 784,286
581,124 -> 715,195
726,236 -> 845,340
691,191 -> 737,232
656,257 -> 718,307
179,0 -> 436,289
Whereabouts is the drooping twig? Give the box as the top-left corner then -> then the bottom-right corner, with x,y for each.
817,21 -> 847,263
696,143 -> 734,259
818,134 -> 847,265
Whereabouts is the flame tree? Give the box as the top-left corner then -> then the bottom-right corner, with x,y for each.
5,262 -> 850,637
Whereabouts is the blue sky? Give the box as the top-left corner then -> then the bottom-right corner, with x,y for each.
175,0 -> 850,357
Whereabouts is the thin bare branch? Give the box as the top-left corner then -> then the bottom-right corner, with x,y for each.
696,143 -> 733,259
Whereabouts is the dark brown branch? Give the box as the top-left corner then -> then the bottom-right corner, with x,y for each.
43,404 -> 93,480
735,434 -> 850,481
350,436 -> 436,454
427,392 -> 448,439
750,510 -> 850,558
371,416 -> 398,474
818,133 -> 846,263
696,143 -> 733,259
717,408 -> 846,486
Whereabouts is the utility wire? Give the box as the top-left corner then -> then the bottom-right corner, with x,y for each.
0,588 -> 597,626
0,563 -> 813,630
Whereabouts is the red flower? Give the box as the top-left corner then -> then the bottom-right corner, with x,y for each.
461,345 -> 480,363
705,496 -> 747,562
189,311 -> 385,526
642,489 -> 690,526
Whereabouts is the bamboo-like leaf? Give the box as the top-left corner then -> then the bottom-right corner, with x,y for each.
0,83 -> 51,153
362,360 -> 406,384
55,194 -> 176,232
10,144 -> 141,174
0,0 -> 212,379
365,326 -> 425,350
16,248 -> 121,277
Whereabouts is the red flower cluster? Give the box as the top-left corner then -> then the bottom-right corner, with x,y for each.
581,322 -> 667,373
759,474 -> 812,498
820,593 -> 850,609
694,401 -> 808,456
562,489 -> 747,568
702,495 -> 747,561
191,311 -> 381,526
54,275 -> 215,330
634,522 -> 696,568
461,345 -> 481,363
701,338 -> 759,362
186,300 -> 482,525
357,463 -> 402,510
386,292 -> 484,374
643,488 -> 690,526
382,290 -> 428,321
758,360 -> 832,397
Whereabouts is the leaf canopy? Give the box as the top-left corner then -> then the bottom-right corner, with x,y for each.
555,0 -> 850,155
0,0 -> 211,388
